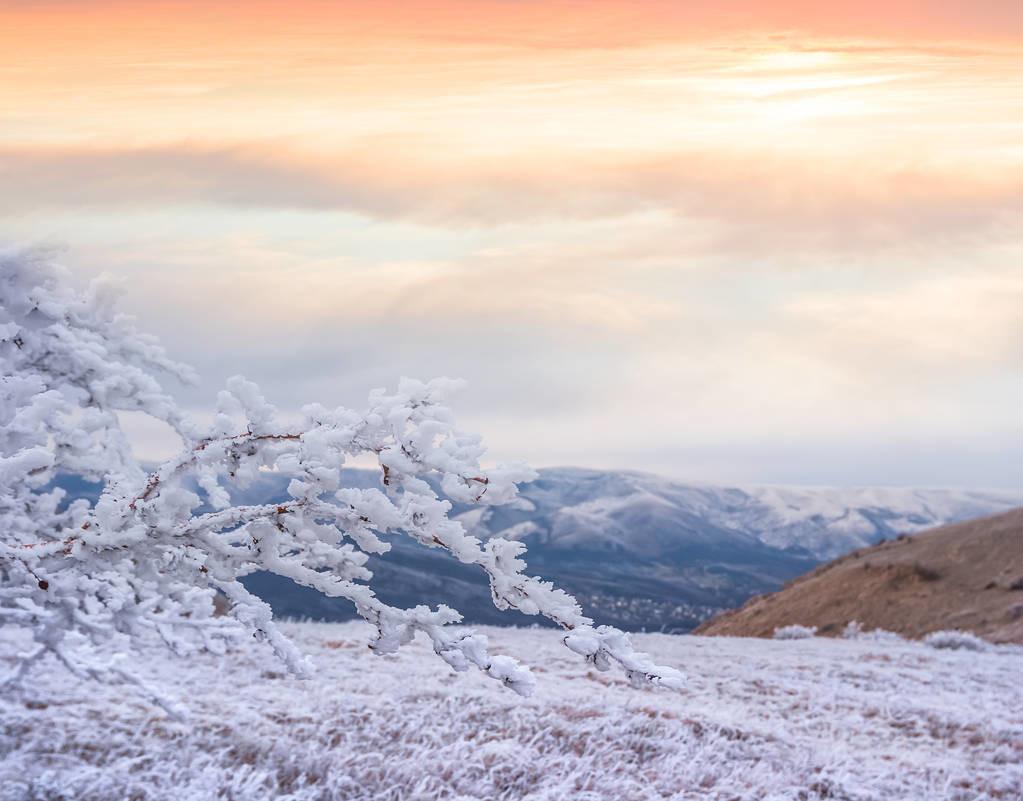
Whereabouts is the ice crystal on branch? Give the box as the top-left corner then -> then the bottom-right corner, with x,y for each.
0,249 -> 683,712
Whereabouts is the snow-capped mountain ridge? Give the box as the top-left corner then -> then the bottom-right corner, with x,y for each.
466,467 -> 1023,560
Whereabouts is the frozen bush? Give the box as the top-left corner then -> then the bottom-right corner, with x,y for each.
0,249 -> 682,713
773,625 -> 817,640
842,621 -> 904,642
923,630 -> 990,652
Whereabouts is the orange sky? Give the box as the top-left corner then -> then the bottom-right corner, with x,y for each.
3,1 -> 1022,485
5,1 -> 1023,45
3,1 -> 1020,229
4,1 -> 1021,160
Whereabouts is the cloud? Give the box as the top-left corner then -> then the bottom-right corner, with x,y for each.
3,144 -> 1021,252
39,234 -> 674,423
23,222 -> 1021,487
783,269 -> 1023,372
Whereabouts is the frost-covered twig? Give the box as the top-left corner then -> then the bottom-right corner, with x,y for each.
0,248 -> 683,712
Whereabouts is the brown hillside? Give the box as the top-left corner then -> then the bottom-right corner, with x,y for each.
696,507 -> 1023,643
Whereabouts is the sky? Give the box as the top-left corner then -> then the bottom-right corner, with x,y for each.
2,0 -> 1022,487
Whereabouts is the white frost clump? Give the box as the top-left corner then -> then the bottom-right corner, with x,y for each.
842,621 -> 904,643
923,630 -> 990,652
0,249 -> 683,714
773,624 -> 817,640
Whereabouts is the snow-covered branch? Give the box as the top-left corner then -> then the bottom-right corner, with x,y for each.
0,248 -> 683,712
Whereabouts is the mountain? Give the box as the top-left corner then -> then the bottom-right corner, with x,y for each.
456,468 -> 1022,561
695,508 -> 1023,643
50,468 -> 1022,632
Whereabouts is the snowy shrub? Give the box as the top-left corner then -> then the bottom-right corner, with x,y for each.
842,621 -> 904,642
773,624 -> 817,640
0,249 -> 682,714
923,630 -> 990,652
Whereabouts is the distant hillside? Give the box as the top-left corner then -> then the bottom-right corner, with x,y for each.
459,467 -> 1022,561
696,508 -> 1023,643
50,468 -> 1023,632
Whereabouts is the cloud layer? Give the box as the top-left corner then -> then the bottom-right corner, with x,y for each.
3,2 -> 1022,486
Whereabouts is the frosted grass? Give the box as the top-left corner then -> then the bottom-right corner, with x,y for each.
3,622 -> 1021,801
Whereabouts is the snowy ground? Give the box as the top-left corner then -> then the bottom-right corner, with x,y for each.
2,622 -> 1021,801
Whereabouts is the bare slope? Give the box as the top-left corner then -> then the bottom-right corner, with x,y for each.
696,507 -> 1023,643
